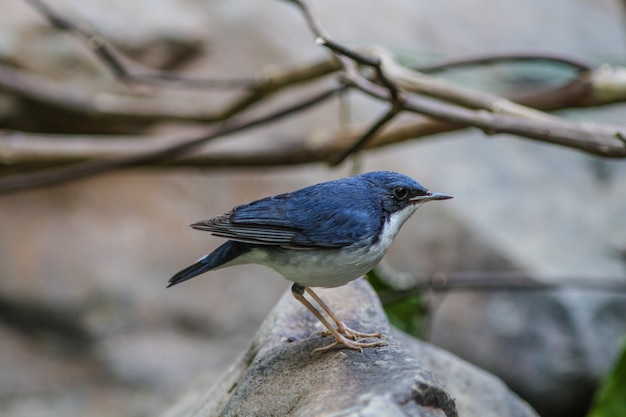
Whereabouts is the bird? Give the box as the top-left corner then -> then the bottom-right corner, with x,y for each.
168,171 -> 452,353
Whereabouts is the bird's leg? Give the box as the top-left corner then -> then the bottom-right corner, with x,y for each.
291,284 -> 386,353
305,287 -> 384,340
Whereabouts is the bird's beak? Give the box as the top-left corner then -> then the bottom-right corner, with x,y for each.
410,191 -> 453,203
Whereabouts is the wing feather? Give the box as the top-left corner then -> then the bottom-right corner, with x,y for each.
191,179 -> 384,248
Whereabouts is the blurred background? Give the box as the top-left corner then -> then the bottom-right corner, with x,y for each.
0,1 -> 625,416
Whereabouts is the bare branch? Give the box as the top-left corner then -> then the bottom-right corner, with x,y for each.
286,0 -> 408,163
512,64 -> 626,110
328,104 -> 402,166
347,70 -> 626,157
367,46 -> 556,121
217,58 -> 340,120
25,0 -> 255,89
1,0 -> 624,195
0,63 -> 218,123
374,265 -> 626,302
321,40 -> 401,102
422,271 -> 626,292
282,0 -> 626,161
416,50 -> 594,74
0,85 -> 345,193
284,0 -> 331,40
0,59 -> 339,124
288,0 -> 401,101
0,117 -> 447,169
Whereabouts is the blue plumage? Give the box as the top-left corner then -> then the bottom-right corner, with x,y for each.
167,241 -> 252,287
167,171 -> 451,352
225,180 -> 382,248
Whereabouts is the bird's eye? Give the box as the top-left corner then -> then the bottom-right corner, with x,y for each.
393,186 -> 408,199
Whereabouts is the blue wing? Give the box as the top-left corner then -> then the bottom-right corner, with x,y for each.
191,179 -> 383,248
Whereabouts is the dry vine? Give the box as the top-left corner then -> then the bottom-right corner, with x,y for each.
0,0 -> 625,193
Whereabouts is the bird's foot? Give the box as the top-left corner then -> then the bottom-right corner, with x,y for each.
337,321 -> 385,340
313,321 -> 385,341
312,332 -> 387,354
311,321 -> 386,353
292,285 -> 386,353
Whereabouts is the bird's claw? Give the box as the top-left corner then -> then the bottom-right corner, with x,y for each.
312,333 -> 386,354
311,321 -> 386,353
311,323 -> 384,341
339,325 -> 385,341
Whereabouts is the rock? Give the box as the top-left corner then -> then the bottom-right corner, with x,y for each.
161,279 -> 537,417
429,289 -> 626,417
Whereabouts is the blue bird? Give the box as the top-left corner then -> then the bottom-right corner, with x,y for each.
168,171 -> 452,352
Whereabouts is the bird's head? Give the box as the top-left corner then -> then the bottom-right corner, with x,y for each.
357,171 -> 452,215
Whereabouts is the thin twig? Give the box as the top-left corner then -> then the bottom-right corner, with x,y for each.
25,0 -> 256,89
376,270 -> 626,305
321,39 -> 400,101
345,69 -> 626,157
0,85 -> 345,193
284,0 -> 330,39
0,118 -> 449,169
0,58 -> 339,123
288,0 -> 401,102
286,0 -> 625,162
417,51 -> 594,74
3,76 -> 626,174
217,58 -> 340,120
1,0 -> 623,194
328,104 -> 402,166
286,0 -> 408,164
366,46 -> 556,121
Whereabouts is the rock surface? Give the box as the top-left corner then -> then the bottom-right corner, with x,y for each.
162,279 -> 537,417
429,289 -> 626,417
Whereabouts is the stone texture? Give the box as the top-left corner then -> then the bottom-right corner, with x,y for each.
162,280 -> 537,417
429,289 -> 626,417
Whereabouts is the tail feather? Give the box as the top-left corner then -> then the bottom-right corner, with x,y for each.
167,241 -> 252,287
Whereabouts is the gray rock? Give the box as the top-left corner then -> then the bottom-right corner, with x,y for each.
162,280 -> 537,417
429,289 -> 626,417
